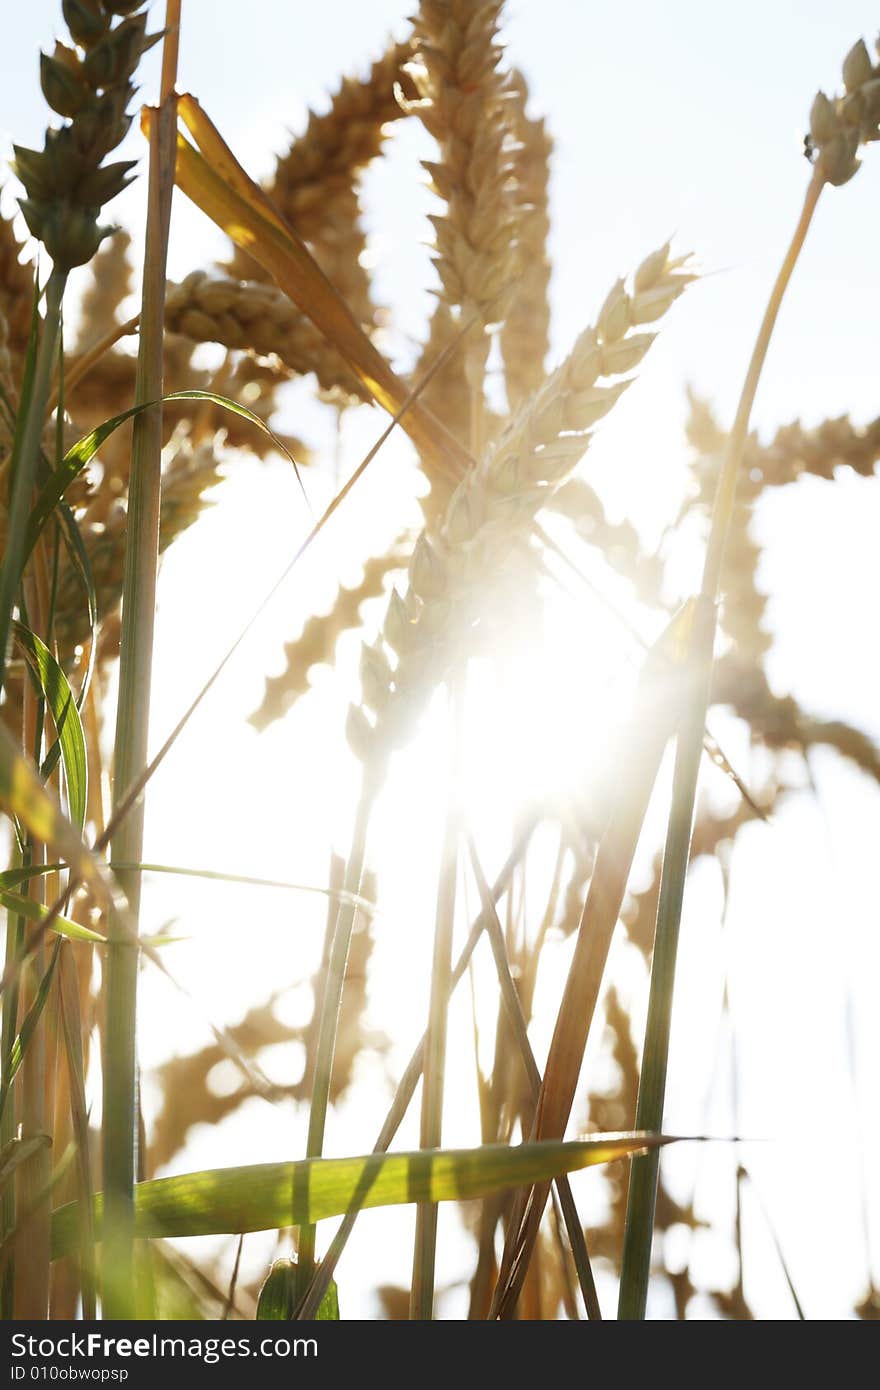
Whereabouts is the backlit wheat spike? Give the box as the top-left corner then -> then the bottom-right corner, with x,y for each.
547,478 -> 665,607
409,298 -> 503,522
165,271 -> 371,402
249,549 -> 407,731
408,0 -> 521,386
686,394 -> 880,660
684,393 -> 771,661
483,243 -> 693,498
621,796 -> 770,956
410,299 -> 471,454
239,40 -> 417,251
754,414 -> 880,484
687,392 -> 880,496
712,655 -> 880,785
226,39 -> 418,308
307,185 -> 376,334
500,70 -> 552,410
345,244 -> 693,765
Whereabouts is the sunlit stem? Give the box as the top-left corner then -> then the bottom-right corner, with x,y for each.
466,837 -> 601,1319
295,820 -> 537,1319
15,574 -> 51,1320
618,165 -> 825,1321
298,766 -> 379,1294
410,682 -> 463,1319
103,1 -> 181,1320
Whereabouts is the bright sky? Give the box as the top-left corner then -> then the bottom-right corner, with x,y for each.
4,1 -> 880,1320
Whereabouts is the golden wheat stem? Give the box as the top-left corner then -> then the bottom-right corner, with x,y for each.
701,167 -> 824,599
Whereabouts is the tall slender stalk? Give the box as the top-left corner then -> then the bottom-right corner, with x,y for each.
297,773 -> 377,1294
103,1 -> 181,1320
410,685 -> 462,1319
295,823 -> 537,1318
617,166 -> 824,1320
466,837 -> 601,1319
15,601 -> 50,1319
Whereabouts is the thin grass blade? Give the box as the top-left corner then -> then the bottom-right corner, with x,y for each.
26,390 -> 307,565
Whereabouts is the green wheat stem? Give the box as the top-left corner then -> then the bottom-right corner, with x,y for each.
294,823 -> 536,1319
103,4 -> 181,1319
410,682 -> 462,1319
617,165 -> 825,1321
297,770 -> 377,1295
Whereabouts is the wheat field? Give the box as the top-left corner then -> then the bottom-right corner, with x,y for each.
0,0 -> 877,1324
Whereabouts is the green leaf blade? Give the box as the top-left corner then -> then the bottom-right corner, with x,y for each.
51,1134 -> 667,1259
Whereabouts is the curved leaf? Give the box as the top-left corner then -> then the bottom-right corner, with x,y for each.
25,390 -> 307,562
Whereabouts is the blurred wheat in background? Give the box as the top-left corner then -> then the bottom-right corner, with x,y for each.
0,0 -> 878,1321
